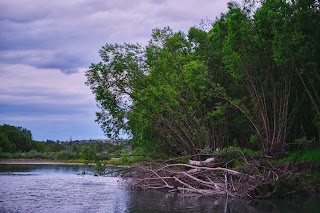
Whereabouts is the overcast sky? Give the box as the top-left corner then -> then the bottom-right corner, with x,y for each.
0,0 -> 233,141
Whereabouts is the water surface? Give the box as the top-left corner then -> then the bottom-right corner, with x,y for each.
0,164 -> 319,212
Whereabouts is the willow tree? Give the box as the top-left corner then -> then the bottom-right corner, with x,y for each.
85,43 -> 147,139
86,27 -> 234,155
277,0 -> 320,143
204,1 -> 298,156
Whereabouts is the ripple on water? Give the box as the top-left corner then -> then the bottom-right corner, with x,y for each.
0,165 -> 130,213
1,164 -> 320,213
0,172 -> 38,176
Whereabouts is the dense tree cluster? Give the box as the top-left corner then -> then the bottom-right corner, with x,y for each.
0,124 -> 33,153
86,0 -> 320,157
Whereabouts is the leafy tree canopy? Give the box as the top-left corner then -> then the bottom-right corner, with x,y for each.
86,0 -> 320,157
0,124 -> 33,152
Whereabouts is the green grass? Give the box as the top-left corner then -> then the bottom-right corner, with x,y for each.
280,149 -> 320,162
106,155 -> 151,165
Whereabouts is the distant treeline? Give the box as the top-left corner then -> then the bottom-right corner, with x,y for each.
0,124 -> 129,160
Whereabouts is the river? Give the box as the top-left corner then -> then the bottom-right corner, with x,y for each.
0,164 -> 319,212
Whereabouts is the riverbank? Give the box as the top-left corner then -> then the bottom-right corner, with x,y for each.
0,159 -> 84,165
2,163 -> 320,212
0,158 -> 130,169
122,148 -> 320,198
1,148 -> 319,198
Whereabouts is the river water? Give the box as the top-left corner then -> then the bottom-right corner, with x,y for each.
0,164 -> 319,213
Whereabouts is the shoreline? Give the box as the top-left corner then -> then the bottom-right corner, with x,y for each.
1,157 -> 319,198
0,159 -> 131,168
0,159 -> 84,165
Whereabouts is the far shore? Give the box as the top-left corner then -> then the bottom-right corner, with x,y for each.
0,159 -> 130,168
0,159 -> 84,165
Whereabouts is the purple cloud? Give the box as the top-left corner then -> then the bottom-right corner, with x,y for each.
0,0 -> 232,141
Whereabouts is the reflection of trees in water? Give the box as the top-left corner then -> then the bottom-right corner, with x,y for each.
128,190 -> 320,213
0,164 -> 88,174
0,164 -> 36,173
128,190 -> 241,212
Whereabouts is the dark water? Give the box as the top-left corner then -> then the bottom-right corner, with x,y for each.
0,164 -> 319,213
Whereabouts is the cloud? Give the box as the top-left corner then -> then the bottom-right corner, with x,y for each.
0,63 -> 94,105
0,50 -> 82,73
0,0 -> 230,72
0,63 -> 100,127
0,63 -> 103,140
0,0 -> 233,141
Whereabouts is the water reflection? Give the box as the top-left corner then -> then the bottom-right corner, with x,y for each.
0,164 -> 91,175
128,190 -> 320,213
0,164 -> 129,213
0,164 -> 319,213
128,190 -> 246,212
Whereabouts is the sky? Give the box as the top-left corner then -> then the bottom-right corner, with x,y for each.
0,0 -> 233,142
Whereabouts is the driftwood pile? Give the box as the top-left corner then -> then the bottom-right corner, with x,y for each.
124,153 -> 296,197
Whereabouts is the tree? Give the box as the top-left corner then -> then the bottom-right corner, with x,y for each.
86,0 -> 320,157
81,146 -> 97,164
86,27 -> 236,155
0,132 -> 16,153
0,124 -> 33,152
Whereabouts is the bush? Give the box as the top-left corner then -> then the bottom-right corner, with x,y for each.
0,152 -> 12,159
295,137 -> 316,150
97,152 -> 111,160
25,150 -> 40,159
110,155 -> 150,165
112,148 -> 130,158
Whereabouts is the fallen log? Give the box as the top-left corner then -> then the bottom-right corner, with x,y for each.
188,158 -> 215,166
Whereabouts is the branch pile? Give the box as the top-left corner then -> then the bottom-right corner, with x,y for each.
124,155 -> 296,197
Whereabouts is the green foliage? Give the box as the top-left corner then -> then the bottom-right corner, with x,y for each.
280,149 -> 320,163
0,126 -> 130,164
0,132 -> 15,153
295,137 -> 317,150
93,160 -> 105,175
81,146 -> 98,164
299,170 -> 320,187
85,0 -> 320,157
314,114 -> 320,129
219,146 -> 261,159
0,124 -> 33,152
96,152 -> 111,161
110,155 -> 151,165
0,152 -> 13,159
112,147 -> 130,158
33,141 -> 46,152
